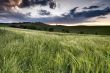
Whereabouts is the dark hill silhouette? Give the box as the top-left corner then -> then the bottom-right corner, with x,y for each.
0,22 -> 110,35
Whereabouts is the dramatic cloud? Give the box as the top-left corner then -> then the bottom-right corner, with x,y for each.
0,0 -> 22,11
20,0 -> 56,9
0,11 -> 26,20
0,0 -> 56,11
67,7 -> 110,18
39,10 -> 51,15
0,0 -> 56,23
0,11 -> 28,23
43,7 -> 110,24
0,0 -> 110,24
83,6 -> 100,9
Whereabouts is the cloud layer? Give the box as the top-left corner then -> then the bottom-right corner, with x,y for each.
21,0 -> 56,9
0,0 -> 110,24
0,0 -> 22,11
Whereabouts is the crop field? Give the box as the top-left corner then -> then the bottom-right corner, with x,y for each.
0,27 -> 110,73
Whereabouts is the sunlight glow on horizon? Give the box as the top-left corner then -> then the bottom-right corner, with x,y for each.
49,21 -> 110,26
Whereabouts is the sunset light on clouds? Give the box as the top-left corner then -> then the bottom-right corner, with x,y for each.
0,0 -> 110,25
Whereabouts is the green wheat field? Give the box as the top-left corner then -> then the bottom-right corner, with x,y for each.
0,27 -> 110,73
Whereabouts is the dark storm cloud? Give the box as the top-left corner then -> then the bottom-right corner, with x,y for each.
69,7 -> 78,14
1,7 -> 110,24
21,0 -> 56,9
0,0 -> 56,10
39,10 -> 51,15
0,0 -> 110,24
66,7 -> 110,18
44,7 -> 110,24
0,0 -> 56,23
83,6 -> 100,9
0,11 -> 26,20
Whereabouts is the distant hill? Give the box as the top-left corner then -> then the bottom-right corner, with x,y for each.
0,22 -> 110,35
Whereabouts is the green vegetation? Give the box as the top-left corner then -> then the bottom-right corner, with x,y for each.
0,27 -> 110,73
1,23 -> 110,35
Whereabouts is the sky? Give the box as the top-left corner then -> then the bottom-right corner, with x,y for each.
0,0 -> 110,26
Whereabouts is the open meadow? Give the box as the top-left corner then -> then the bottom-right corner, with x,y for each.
0,27 -> 110,73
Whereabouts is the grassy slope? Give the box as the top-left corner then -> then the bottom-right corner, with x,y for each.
0,27 -> 110,73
